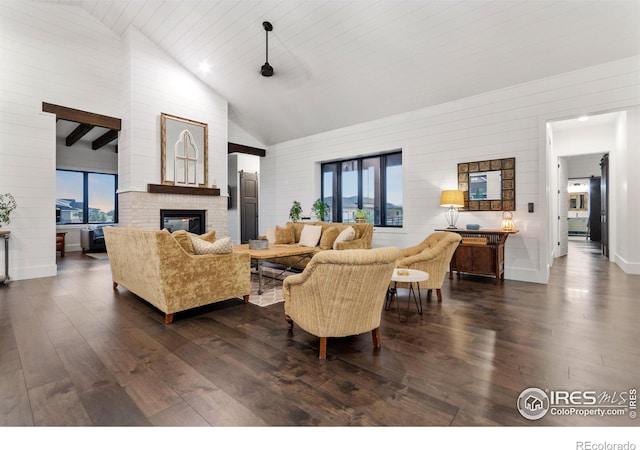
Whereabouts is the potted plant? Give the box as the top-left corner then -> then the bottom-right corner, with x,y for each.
311,198 -> 330,221
289,200 -> 303,222
0,193 -> 17,227
355,208 -> 368,223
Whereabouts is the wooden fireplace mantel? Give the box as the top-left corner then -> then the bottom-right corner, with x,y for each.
147,184 -> 220,196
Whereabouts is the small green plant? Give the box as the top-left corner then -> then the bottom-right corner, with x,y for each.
355,208 -> 367,219
289,200 -> 303,222
0,193 -> 17,226
311,198 -> 330,221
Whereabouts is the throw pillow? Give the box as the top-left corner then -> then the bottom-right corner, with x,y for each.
275,225 -> 295,244
191,236 -> 233,255
190,230 -> 216,243
319,226 -> 340,250
172,230 -> 194,253
299,225 -> 323,248
266,227 -> 276,244
333,226 -> 356,249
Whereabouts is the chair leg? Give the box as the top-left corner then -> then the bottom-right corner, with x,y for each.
436,289 -> 443,302
164,313 -> 174,324
243,294 -> 250,303
319,337 -> 327,359
285,315 -> 294,330
371,327 -> 381,349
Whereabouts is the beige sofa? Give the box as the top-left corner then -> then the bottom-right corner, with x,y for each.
265,221 -> 373,270
103,226 -> 250,324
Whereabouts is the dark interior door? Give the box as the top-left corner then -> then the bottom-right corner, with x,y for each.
240,171 -> 259,243
588,176 -> 601,242
600,154 -> 609,257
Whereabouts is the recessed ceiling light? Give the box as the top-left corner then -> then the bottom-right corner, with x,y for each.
578,115 -> 589,122
199,62 -> 211,73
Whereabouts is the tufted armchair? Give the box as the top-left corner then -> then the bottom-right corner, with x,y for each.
395,232 -> 462,302
283,247 -> 400,360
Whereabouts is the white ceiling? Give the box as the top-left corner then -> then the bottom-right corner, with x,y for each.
37,0 -> 640,146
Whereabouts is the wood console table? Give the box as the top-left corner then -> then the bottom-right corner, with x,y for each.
0,230 -> 10,285
436,228 -> 518,285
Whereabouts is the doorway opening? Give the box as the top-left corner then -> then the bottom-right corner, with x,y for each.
548,111 -> 621,263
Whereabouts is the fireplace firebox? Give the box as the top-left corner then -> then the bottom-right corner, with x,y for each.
160,209 -> 206,234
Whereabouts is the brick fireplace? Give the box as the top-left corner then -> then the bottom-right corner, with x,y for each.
117,190 -> 227,235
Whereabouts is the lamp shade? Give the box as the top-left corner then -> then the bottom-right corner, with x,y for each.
440,190 -> 464,208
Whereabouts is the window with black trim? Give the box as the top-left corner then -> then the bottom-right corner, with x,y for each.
56,169 -> 118,224
321,151 -> 402,227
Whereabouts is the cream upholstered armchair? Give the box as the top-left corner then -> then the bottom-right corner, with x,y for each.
395,232 -> 461,302
282,247 -> 400,360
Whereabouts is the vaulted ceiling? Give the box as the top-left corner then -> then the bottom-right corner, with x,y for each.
36,0 -> 640,146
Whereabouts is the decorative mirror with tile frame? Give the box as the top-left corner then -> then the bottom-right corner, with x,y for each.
458,157 -> 515,211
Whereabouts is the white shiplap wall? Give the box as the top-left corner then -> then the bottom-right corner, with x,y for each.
120,27 -> 229,194
261,56 -> 640,283
0,2 -> 122,279
0,3 -> 231,279
116,27 -> 230,234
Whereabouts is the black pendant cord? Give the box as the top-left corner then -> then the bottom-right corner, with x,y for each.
265,27 -> 269,63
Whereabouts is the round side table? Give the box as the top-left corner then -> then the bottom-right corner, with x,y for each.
385,268 -> 429,322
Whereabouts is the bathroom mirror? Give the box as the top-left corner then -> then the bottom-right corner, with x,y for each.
161,113 -> 208,187
458,158 -> 515,211
568,192 -> 588,211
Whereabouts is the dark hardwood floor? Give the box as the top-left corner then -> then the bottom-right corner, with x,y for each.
1,240 -> 639,429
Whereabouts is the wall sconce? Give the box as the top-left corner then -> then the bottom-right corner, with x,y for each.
501,211 -> 515,231
440,190 -> 464,229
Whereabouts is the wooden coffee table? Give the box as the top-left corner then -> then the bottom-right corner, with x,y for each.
234,244 -> 314,294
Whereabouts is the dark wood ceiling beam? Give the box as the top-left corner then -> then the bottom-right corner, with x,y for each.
92,129 -> 118,150
66,123 -> 95,147
43,102 -> 121,130
228,142 -> 266,157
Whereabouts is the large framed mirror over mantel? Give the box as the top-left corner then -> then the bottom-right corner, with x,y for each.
458,157 -> 515,211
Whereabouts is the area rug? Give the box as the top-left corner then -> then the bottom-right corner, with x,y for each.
247,266 -> 293,307
85,252 -> 109,260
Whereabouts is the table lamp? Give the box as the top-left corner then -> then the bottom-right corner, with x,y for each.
501,211 -> 515,231
440,190 -> 464,229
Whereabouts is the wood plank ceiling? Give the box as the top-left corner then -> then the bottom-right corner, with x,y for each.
33,0 -> 640,146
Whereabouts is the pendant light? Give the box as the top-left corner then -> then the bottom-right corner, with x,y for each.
261,21 -> 274,77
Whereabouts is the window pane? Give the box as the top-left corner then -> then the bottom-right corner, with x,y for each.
386,153 -> 403,226
56,170 -> 84,224
341,160 -> 358,223
88,173 -> 116,223
362,157 -> 381,224
322,163 -> 337,223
